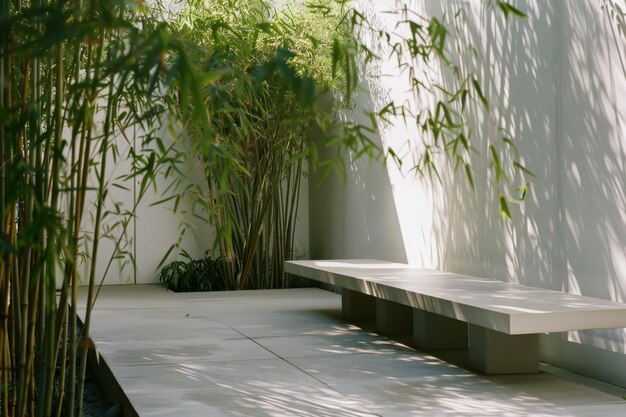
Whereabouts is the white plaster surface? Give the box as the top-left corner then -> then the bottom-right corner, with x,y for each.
286,259 -> 626,335
80,285 -> 626,416
306,0 -> 626,386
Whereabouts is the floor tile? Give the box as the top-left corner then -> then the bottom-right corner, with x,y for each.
96,337 -> 276,366
253,333 -> 416,359
129,388 -> 379,417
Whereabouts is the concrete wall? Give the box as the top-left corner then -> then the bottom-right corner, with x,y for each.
80,125 -> 214,286
309,0 -> 626,387
126,134 -> 310,285
91,126 -> 310,286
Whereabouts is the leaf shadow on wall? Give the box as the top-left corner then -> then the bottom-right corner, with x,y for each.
427,0 -> 626,354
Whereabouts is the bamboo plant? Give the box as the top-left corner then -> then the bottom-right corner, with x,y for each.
161,0 -> 373,290
0,1 -> 193,416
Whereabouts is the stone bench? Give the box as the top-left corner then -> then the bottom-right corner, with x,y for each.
285,259 -> 626,374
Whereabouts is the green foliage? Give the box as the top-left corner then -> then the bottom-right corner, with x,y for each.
0,1 -> 184,416
161,0 -> 371,291
497,1 -> 528,20
158,253 -> 226,292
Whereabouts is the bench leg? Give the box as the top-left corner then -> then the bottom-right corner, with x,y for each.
342,289 -> 376,321
376,299 -> 413,335
468,325 -> 540,374
413,310 -> 468,350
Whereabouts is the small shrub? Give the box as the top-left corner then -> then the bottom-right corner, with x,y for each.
158,254 -> 227,292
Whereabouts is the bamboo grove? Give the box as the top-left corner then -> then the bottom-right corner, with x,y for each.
0,1 -> 177,416
164,0 -> 368,291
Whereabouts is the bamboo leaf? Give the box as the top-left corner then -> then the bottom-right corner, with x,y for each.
500,195 -> 512,221
149,194 -> 179,207
489,145 -> 504,183
497,2 -> 528,20
514,161 -> 536,178
465,163 -> 475,190
472,77 -> 489,109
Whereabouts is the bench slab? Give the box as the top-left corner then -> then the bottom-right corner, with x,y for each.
285,259 -> 626,335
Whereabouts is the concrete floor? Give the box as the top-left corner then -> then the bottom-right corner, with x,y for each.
80,285 -> 626,416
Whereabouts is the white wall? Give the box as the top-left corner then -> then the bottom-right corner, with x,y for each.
90,124 -> 311,286
309,0 -> 626,387
79,123 -> 214,286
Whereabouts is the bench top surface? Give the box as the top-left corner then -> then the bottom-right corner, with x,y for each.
285,259 -> 626,334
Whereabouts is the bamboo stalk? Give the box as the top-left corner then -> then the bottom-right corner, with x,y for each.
74,27 -> 102,417
54,303 -> 68,417
42,5 -> 66,411
1,0 -> 10,411
65,3 -> 86,414
1,269 -> 9,417
75,54 -> 115,417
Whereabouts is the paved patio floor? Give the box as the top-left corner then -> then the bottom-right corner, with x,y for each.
80,285 -> 626,416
